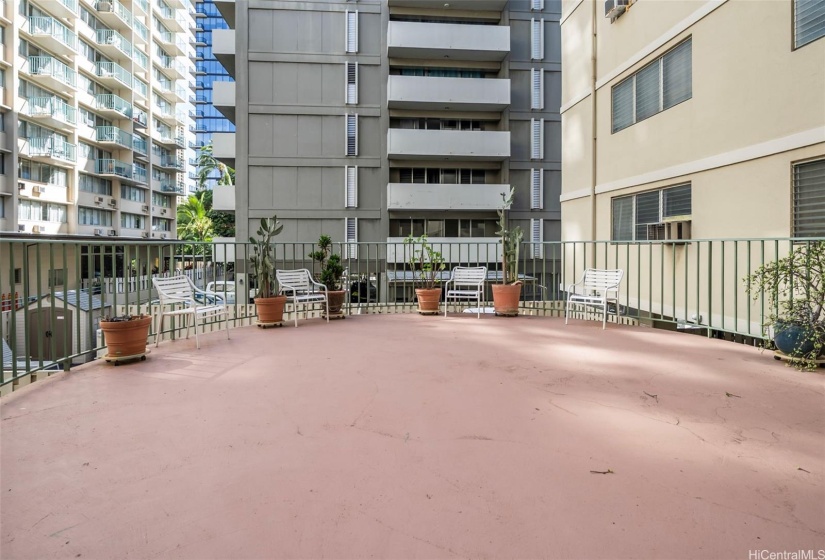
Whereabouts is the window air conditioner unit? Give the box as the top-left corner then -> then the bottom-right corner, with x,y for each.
33,185 -> 44,194
605,0 -> 628,18
161,208 -> 167,215
109,199 -> 118,208
97,2 -> 113,12
94,228 -> 104,236
18,182 -> 25,190
95,196 -> 104,204
141,232 -> 150,238
160,233 -> 167,239
18,224 -> 26,232
109,229 -> 117,236
32,225 -> 43,234
647,220 -> 692,242
142,204 -> 150,212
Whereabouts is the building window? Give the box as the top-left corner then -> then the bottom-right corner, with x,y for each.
152,217 -> 172,231
531,18 -> 544,60
612,38 -> 692,133
48,268 -> 65,288
121,185 -> 146,202
79,173 -> 112,195
612,183 -> 692,241
345,62 -> 358,105
19,200 -> 68,223
345,114 -> 358,156
793,158 -> 825,237
794,0 -> 825,49
345,166 -> 358,208
121,212 -> 144,229
346,10 -> 358,53
78,206 -> 113,226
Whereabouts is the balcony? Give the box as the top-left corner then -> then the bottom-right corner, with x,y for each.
387,76 -> 510,112
95,158 -> 133,179
96,126 -> 134,148
133,19 -> 149,44
387,183 -> 511,211
133,165 -> 148,184
25,56 -> 77,91
214,0 -> 234,27
23,96 -> 77,130
158,180 -> 183,194
157,5 -> 188,32
212,132 -> 235,167
133,107 -> 148,128
387,20 -> 509,61
157,31 -> 189,56
94,93 -> 132,119
158,56 -> 189,80
388,0 -> 507,7
212,28 -> 235,77
133,136 -> 148,157
212,184 -> 235,211
387,129 -> 510,161
133,0 -> 148,13
39,0 -> 79,19
26,16 -> 78,57
95,28 -> 132,59
23,137 -> 77,164
94,0 -> 132,28
212,80 -> 234,123
95,61 -> 133,89
157,155 -> 184,171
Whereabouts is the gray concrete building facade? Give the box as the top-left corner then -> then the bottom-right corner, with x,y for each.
212,0 -> 561,259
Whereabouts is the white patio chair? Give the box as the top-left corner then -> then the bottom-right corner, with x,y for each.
152,275 -> 230,349
276,269 -> 329,327
444,266 -> 487,318
565,268 -> 624,329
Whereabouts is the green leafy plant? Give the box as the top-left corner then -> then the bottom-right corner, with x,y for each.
496,187 -> 523,285
744,240 -> 825,370
249,216 -> 283,299
309,235 -> 345,291
404,234 -> 445,290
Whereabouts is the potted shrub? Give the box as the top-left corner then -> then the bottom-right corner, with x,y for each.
100,314 -> 152,363
249,215 -> 287,324
404,234 -> 445,314
309,234 -> 347,318
492,187 -> 524,316
744,240 -> 825,370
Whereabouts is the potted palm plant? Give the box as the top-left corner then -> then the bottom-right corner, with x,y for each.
100,313 -> 152,364
745,240 -> 825,370
249,215 -> 287,325
492,187 -> 523,316
309,235 -> 347,318
404,234 -> 445,314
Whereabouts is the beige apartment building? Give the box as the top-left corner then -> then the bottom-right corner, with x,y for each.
0,0 -> 198,239
560,0 -> 825,242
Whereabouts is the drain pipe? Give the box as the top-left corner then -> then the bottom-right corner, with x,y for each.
590,0 -> 598,267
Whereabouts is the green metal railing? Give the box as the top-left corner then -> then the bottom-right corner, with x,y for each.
24,96 -> 77,125
95,93 -> 132,118
26,137 -> 77,162
28,16 -> 78,51
95,29 -> 132,57
96,126 -> 133,147
27,56 -> 77,88
95,61 -> 132,88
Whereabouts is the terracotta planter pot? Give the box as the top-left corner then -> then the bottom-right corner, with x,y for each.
326,290 -> 347,316
255,295 -> 287,324
491,283 -> 522,316
101,315 -> 152,357
415,288 -> 442,314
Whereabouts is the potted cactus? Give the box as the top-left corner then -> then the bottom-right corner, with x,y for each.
309,235 -> 347,318
404,234 -> 445,314
249,215 -> 287,324
492,187 -> 523,316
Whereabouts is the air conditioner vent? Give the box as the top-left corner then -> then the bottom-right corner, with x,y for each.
95,196 -> 104,204
108,229 -> 117,236
605,0 -> 629,19
94,228 -> 104,236
647,220 -> 692,242
32,225 -> 43,234
18,224 -> 26,232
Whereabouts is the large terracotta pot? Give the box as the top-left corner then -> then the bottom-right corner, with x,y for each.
255,295 -> 287,324
415,288 -> 442,314
326,290 -> 347,316
101,315 -> 152,357
491,283 -> 522,316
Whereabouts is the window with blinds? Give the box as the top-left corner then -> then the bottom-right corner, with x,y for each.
531,18 -> 544,60
531,118 -> 544,160
531,169 -> 543,209
795,0 -> 825,48
345,217 -> 358,258
611,183 -> 691,241
345,62 -> 358,105
345,114 -> 358,156
531,219 -> 544,258
531,68 -> 544,110
345,166 -> 358,208
793,159 -> 825,238
346,10 -> 358,53
612,38 -> 692,133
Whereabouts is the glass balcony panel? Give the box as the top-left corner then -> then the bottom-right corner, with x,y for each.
27,56 -> 77,88
28,16 -> 78,51
133,0 -> 148,13
134,48 -> 148,70
96,126 -> 133,147
133,136 -> 148,155
27,137 -> 77,162
95,61 -> 133,88
133,166 -> 148,183
134,78 -> 148,98
134,19 -> 149,42
96,29 -> 132,57
25,96 -> 77,125
96,158 -> 133,178
94,93 -> 133,118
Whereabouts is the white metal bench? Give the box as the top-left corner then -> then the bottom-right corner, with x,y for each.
276,269 -> 329,327
444,266 -> 487,318
565,268 -> 624,329
152,275 -> 230,349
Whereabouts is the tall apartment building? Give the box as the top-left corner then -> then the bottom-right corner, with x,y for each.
209,0 -> 562,258
0,0 -> 198,239
192,0 -> 234,190
560,0 -> 825,242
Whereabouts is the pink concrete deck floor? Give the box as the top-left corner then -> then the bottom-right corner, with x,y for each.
1,315 -> 824,559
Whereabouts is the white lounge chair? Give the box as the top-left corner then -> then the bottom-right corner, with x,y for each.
565,268 -> 624,329
444,266 -> 487,318
152,275 -> 230,349
276,269 -> 329,327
